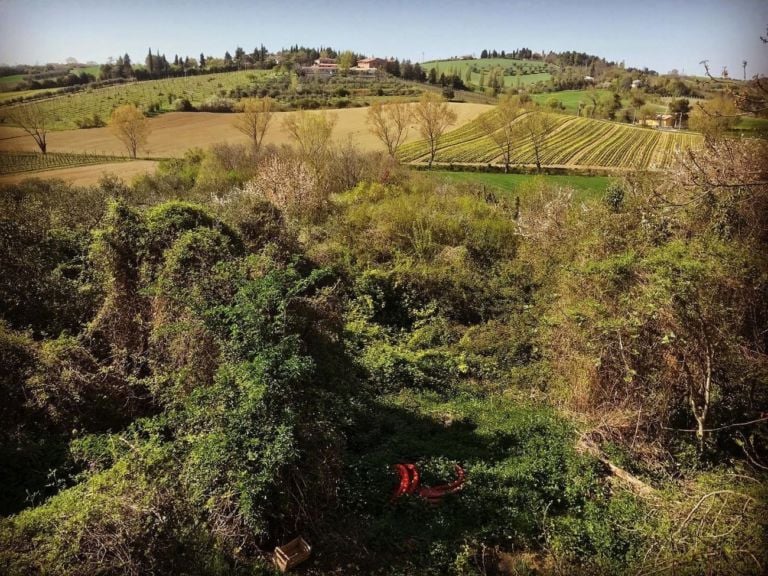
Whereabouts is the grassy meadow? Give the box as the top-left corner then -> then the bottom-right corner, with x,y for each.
432,170 -> 613,201
423,57 -> 553,88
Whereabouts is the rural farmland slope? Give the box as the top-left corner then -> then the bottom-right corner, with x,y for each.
398,112 -> 703,170
0,105 -> 492,159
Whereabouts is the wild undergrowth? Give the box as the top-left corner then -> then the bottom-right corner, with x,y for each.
1,138 -> 766,575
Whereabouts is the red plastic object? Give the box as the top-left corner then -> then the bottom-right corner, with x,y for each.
390,463 -> 465,503
405,464 -> 420,494
391,464 -> 410,502
417,465 -> 465,499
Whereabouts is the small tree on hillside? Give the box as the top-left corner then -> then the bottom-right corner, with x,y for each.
109,104 -> 150,159
5,103 -> 50,154
282,111 -> 337,171
689,96 -> 738,141
366,101 -> 412,159
517,107 -> 557,171
412,92 -> 457,169
338,51 -> 356,75
478,94 -> 525,172
234,97 -> 274,156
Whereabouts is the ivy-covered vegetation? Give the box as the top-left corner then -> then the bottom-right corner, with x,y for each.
0,118 -> 766,575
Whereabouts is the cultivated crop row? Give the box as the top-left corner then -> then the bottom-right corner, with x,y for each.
1,70 -> 425,131
0,151 -> 128,174
400,113 -> 704,170
0,70 -> 269,130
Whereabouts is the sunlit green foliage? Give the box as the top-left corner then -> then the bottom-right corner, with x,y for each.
0,131 -> 766,575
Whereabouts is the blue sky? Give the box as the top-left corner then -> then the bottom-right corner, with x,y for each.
0,0 -> 766,76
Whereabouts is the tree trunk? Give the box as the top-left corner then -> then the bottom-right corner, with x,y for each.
692,346 -> 712,452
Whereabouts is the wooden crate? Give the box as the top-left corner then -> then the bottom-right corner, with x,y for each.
273,536 -> 311,572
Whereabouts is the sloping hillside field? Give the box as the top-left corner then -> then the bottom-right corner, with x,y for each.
398,111 -> 703,170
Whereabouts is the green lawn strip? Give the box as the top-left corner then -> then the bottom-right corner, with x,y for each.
431,170 -> 612,202
0,74 -> 25,91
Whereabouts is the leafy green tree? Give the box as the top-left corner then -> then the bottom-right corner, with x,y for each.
689,96 -> 738,139
668,98 -> 691,126
234,46 -> 245,68
109,104 -> 150,158
338,50 -> 356,75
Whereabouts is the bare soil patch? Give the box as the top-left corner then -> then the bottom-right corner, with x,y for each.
0,160 -> 158,187
0,104 -> 492,158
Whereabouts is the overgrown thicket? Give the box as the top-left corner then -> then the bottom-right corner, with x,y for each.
0,171 -> 358,573
532,138 -> 768,464
1,127 -> 767,574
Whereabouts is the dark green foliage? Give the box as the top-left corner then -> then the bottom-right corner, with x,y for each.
28,335 -> 145,431
332,393 -> 641,574
1,133 -> 766,575
603,181 -> 625,212
0,216 -> 94,336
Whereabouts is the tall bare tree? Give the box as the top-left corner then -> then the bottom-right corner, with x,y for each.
517,107 -> 557,171
234,97 -> 274,155
109,104 -> 150,158
412,92 -> 457,168
478,94 -> 525,173
366,101 -> 412,159
5,103 -> 50,154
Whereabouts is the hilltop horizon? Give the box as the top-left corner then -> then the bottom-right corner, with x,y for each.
1,0 -> 766,78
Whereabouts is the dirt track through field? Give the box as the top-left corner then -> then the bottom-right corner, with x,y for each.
0,104 -> 492,158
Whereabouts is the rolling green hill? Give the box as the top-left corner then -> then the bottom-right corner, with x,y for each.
422,57 -> 553,88
0,69 -> 425,130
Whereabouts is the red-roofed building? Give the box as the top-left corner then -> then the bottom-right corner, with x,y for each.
358,57 -> 387,70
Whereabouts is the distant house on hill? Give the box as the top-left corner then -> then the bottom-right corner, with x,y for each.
657,114 -> 676,128
314,57 -> 338,70
643,114 -> 676,128
357,57 -> 386,70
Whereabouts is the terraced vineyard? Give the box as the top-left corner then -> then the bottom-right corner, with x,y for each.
0,70 -> 273,130
398,112 -> 703,170
0,151 -> 128,174
422,58 -> 553,88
